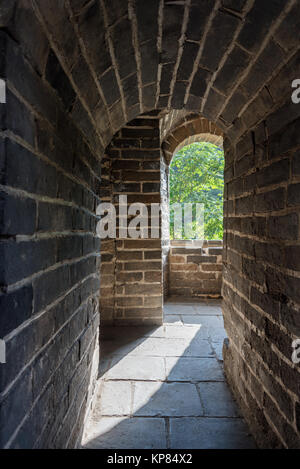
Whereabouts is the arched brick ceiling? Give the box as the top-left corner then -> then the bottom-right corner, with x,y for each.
162,114 -> 223,164
15,0 -> 300,151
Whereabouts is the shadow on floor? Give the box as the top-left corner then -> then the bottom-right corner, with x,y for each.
82,301 -> 256,449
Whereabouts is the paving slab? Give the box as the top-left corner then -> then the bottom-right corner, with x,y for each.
97,381 -> 132,416
102,326 -> 165,340
211,341 -> 224,361
164,304 -> 198,315
164,325 -> 201,339
193,305 -> 223,316
166,357 -> 224,381
182,338 -> 215,357
125,337 -> 193,357
106,355 -> 166,381
170,417 -> 256,449
133,382 -> 203,417
164,314 -> 183,325
83,417 -> 167,449
98,357 -> 111,378
210,327 -> 227,343
101,337 -> 146,357
181,315 -> 222,327
198,382 -> 241,417
205,299 -> 222,304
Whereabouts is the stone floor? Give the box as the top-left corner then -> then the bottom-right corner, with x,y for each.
82,300 -> 255,449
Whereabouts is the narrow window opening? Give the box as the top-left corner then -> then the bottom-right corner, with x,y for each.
169,141 -> 224,242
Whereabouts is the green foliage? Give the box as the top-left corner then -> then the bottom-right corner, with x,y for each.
169,142 -> 224,240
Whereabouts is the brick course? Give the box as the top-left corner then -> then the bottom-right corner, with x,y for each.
169,241 -> 223,298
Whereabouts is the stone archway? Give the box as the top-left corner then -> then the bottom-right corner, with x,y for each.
0,0 -> 300,449
162,114 -> 223,164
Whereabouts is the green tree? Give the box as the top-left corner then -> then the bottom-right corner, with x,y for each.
169,142 -> 224,240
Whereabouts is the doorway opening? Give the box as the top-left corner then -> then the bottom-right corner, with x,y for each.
80,111 -> 256,449
161,139 -> 228,423
169,141 -> 224,242
165,140 -> 225,306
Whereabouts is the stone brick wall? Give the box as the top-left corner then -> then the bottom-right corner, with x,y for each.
100,114 -> 164,326
0,20 -> 100,448
222,62 -> 300,448
169,241 -> 223,298
223,116 -> 300,448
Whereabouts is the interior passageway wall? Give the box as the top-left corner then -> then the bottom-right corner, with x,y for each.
100,113 -> 163,326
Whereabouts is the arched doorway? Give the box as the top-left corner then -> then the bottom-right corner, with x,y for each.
82,113 -> 254,449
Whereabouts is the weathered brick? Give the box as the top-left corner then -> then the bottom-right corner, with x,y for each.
257,159 -> 290,188
254,188 -> 285,213
284,246 -> 300,271
123,261 -> 161,271
125,284 -> 162,296
2,90 -> 35,145
201,11 -> 239,72
0,239 -> 57,285
215,45 -> 250,94
0,190 -> 36,236
242,41 -> 284,97
144,271 -> 161,283
0,368 -> 33,447
0,286 -> 33,337
280,303 -> 300,337
237,0 -> 286,52
268,213 -> 299,241
187,255 -> 217,264
287,184 -> 300,207
46,49 -> 76,111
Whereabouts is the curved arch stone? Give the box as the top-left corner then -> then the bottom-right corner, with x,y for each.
162,114 -> 223,163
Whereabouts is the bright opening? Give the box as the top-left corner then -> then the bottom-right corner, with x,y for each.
169,142 -> 225,240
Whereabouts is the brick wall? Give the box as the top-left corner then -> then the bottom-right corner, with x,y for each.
222,117 -> 300,447
169,241 -> 223,298
0,26 -> 100,448
222,61 -> 300,446
100,114 -> 164,326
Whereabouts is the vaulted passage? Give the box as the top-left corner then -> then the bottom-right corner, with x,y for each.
0,0 -> 300,449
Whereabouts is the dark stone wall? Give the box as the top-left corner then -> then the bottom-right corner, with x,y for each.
222,82 -> 300,447
0,24 -> 100,449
